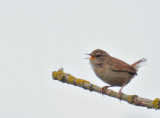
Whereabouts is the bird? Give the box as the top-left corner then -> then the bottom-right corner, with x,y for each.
87,49 -> 146,99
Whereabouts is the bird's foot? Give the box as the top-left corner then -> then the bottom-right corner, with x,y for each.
117,91 -> 122,101
100,86 -> 112,95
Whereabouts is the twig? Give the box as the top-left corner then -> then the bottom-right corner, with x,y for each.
52,68 -> 160,110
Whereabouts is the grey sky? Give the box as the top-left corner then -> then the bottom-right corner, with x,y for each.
0,0 -> 160,118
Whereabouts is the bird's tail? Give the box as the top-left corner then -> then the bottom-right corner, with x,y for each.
131,58 -> 147,71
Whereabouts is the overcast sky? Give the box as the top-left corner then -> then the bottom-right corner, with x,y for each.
0,0 -> 160,118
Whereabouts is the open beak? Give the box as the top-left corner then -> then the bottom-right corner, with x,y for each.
89,56 -> 95,60
85,53 -> 95,60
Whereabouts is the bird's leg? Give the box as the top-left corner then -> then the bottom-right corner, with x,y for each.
118,85 -> 125,100
100,86 -> 112,94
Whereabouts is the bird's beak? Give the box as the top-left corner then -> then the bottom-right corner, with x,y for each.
89,56 -> 95,60
85,53 -> 95,60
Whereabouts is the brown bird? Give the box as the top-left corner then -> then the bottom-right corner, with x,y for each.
87,49 -> 146,99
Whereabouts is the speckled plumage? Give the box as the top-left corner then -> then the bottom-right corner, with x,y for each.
88,49 -> 146,98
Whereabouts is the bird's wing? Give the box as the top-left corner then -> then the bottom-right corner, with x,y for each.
110,57 -> 137,75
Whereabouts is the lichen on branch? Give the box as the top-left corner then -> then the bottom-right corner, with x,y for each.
52,68 -> 160,110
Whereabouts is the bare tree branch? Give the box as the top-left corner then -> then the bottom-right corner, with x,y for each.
52,68 -> 160,110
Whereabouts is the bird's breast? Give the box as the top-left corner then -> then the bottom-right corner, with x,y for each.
91,62 -> 134,86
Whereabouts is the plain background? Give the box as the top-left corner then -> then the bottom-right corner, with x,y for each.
0,0 -> 160,118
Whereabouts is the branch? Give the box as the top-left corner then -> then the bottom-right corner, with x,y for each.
52,68 -> 160,110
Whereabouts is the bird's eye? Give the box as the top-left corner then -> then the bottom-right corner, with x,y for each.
95,54 -> 101,58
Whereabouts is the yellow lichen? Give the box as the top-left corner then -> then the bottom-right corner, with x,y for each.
56,69 -> 65,81
52,71 -> 57,79
76,79 -> 91,86
152,98 -> 160,109
83,80 -> 90,84
52,69 -> 91,87
111,91 -> 116,95
68,74 -> 77,84
127,95 -> 137,103
76,79 -> 85,85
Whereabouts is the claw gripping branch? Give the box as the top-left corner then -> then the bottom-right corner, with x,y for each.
52,68 -> 160,110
